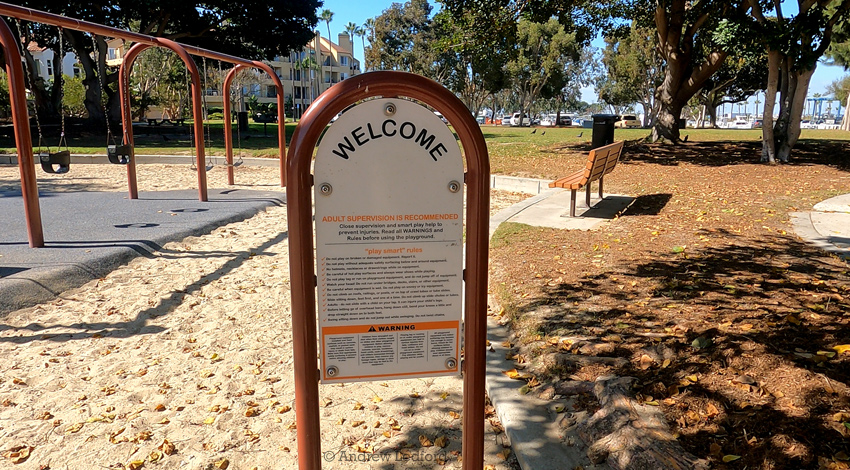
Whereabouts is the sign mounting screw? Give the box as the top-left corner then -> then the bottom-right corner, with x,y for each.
448,181 -> 461,193
445,358 -> 457,369
319,183 -> 333,195
326,366 -> 339,377
384,103 -> 396,116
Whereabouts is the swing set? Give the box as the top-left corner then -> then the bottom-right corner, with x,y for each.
0,3 -> 285,248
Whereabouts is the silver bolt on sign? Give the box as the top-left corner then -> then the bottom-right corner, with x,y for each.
384,103 -> 396,116
445,357 -> 457,369
319,183 -> 333,195
448,181 -> 461,193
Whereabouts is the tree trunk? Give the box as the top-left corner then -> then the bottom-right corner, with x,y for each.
842,92 -> 850,131
761,50 -> 780,163
652,96 -> 684,142
775,67 -> 813,162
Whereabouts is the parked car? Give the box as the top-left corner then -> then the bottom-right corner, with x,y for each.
751,119 -> 763,129
476,115 -> 486,124
500,115 -> 512,126
510,112 -> 531,127
615,115 -> 640,128
557,115 -> 572,126
539,115 -> 556,127
730,120 -> 750,129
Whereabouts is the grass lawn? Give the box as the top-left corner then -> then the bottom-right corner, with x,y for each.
0,120 -> 297,159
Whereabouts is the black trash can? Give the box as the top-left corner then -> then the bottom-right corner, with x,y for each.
678,118 -> 687,129
591,114 -> 618,149
237,111 -> 249,132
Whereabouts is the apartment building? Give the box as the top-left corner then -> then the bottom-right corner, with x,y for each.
204,31 -> 361,119
23,31 -> 360,120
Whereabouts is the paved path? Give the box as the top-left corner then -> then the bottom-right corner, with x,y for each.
791,193 -> 850,259
0,188 -> 285,315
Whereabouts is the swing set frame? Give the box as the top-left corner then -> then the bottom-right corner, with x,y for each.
0,2 -> 286,248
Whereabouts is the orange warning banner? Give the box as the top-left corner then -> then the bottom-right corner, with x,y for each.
322,320 -> 458,336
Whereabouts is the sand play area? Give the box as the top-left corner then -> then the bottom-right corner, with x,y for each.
0,163 -> 525,470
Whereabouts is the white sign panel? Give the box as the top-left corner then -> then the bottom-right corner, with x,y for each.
314,99 -> 464,383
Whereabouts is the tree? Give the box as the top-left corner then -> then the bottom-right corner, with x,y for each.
367,0 -> 445,80
363,18 -> 376,71
431,8 -> 514,115
506,18 -> 579,126
7,0 -> 321,124
597,23 -> 663,126
750,0 -> 850,162
826,23 -> 850,130
692,42 -> 768,127
321,9 -> 335,83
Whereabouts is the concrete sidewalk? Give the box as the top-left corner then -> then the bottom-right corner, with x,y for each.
791,193 -> 850,259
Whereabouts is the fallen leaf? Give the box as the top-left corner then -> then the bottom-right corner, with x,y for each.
834,344 -> 850,355
722,455 -> 741,463
691,336 -> 712,350
2,445 -> 33,464
65,423 -> 84,434
498,448 -> 511,460
159,438 -> 176,455
127,460 -> 144,470
419,435 -> 433,447
448,411 -> 461,419
213,458 -> 229,469
638,354 -> 654,370
372,395 -> 383,403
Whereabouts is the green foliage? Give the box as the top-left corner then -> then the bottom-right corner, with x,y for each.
827,75 -> 850,103
597,23 -> 661,116
506,18 -> 579,123
62,76 -> 87,118
367,0 -> 440,78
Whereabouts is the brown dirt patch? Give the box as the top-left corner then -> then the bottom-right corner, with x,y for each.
489,140 -> 850,470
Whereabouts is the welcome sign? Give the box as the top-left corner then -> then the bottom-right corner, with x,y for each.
314,98 -> 464,383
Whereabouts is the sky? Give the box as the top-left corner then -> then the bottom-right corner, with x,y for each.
318,0 -> 849,113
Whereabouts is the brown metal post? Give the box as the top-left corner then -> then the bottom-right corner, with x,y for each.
0,17 -> 44,247
251,60 -> 286,187
156,38 -> 207,202
286,71 -> 489,470
222,65 -> 243,186
118,43 -> 152,200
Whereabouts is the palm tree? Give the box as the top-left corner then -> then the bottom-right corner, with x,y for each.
354,26 -> 365,72
344,21 -> 357,75
321,9 -> 334,86
363,18 -> 375,71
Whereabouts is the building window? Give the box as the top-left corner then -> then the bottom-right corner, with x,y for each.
340,73 -> 347,81
73,63 -> 82,78
46,58 -> 53,77
107,48 -> 117,61
341,56 -> 348,66
294,87 -> 301,99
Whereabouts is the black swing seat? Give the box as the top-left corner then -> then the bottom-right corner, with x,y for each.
39,150 -> 70,174
107,144 -> 131,164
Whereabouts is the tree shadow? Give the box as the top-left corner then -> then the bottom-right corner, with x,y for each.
0,229 -> 289,343
508,232 -> 850,468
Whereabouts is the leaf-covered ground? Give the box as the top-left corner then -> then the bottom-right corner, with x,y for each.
489,140 -> 850,470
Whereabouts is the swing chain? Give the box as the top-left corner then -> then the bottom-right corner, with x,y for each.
57,27 -> 67,151
15,19 -> 45,152
91,34 -> 114,144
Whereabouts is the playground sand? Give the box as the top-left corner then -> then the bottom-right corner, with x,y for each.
0,163 -> 526,470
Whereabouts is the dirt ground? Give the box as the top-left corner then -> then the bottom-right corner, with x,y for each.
0,163 -> 527,470
488,140 -> 850,470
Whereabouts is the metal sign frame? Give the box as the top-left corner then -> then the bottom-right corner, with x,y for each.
286,71 -> 490,470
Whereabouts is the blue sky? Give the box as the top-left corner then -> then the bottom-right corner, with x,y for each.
318,0 -> 848,109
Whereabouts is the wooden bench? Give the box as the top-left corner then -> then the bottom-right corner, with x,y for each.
549,140 -> 624,217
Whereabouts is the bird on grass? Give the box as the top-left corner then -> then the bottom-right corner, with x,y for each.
531,128 -> 536,134
577,132 -> 583,138
683,135 -> 689,142
541,131 -> 546,136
